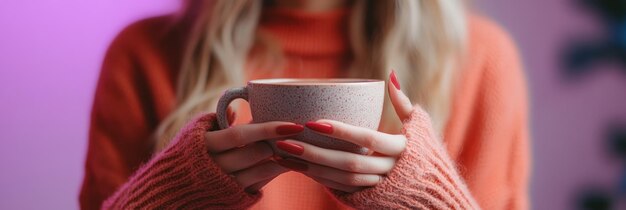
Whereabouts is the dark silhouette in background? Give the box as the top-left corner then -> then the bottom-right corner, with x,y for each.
564,1 -> 626,210
563,0 -> 626,77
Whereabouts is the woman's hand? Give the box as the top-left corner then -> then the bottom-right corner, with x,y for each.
274,71 -> 414,193
204,116 -> 305,193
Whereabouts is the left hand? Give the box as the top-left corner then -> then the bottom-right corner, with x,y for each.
275,71 -> 414,193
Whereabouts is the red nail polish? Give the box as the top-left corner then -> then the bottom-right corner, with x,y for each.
276,141 -> 304,155
276,124 -> 304,135
305,122 -> 333,134
276,158 -> 308,171
390,70 -> 401,90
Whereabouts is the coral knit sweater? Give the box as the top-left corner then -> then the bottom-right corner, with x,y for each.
80,8 -> 530,210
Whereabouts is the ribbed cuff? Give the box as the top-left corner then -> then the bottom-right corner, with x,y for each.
329,107 -> 480,210
103,113 -> 260,209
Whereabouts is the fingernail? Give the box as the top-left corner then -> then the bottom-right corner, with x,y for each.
390,70 -> 401,90
276,141 -> 304,155
276,158 -> 308,171
276,124 -> 305,135
305,122 -> 333,134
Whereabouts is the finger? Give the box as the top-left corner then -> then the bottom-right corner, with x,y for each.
310,176 -> 363,193
227,106 -> 237,126
234,161 -> 288,189
276,140 -> 396,174
213,142 -> 274,173
277,158 -> 381,187
388,70 -> 413,122
206,122 -> 304,153
306,120 -> 406,156
245,176 -> 275,193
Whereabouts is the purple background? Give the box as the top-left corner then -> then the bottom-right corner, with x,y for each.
1,0 -> 626,209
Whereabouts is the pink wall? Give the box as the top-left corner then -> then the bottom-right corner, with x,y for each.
1,0 -> 625,209
0,1 -> 177,209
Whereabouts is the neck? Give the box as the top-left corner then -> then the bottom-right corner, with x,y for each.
270,0 -> 350,12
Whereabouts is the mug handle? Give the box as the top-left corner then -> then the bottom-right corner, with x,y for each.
216,87 -> 249,130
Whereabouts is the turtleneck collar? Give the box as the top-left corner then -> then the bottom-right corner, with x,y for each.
258,7 -> 351,57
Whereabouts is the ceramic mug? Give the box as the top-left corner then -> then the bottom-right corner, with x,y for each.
216,78 -> 385,155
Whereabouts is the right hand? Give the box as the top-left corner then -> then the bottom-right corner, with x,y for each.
204,116 -> 304,193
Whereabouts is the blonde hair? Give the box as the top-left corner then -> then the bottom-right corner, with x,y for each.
154,0 -> 467,151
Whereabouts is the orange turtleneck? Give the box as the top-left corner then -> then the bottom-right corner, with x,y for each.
248,7 -> 351,79
80,7 -> 530,210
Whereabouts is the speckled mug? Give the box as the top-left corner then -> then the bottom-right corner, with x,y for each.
216,78 -> 385,155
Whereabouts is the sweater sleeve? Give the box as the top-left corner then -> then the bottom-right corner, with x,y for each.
330,106 -> 481,210
330,16 -> 530,210
447,16 -> 530,209
79,22 -> 158,210
102,113 -> 261,209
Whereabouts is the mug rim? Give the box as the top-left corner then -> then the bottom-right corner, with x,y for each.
248,78 -> 384,86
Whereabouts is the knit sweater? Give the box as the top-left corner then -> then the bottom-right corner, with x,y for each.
102,107 -> 480,209
80,7 -> 530,210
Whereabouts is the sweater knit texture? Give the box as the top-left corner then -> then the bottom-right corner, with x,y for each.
103,114 -> 260,209
80,7 -> 530,210
103,107 -> 482,209
330,107 -> 480,209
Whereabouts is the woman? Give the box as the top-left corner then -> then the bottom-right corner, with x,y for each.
80,0 -> 529,209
